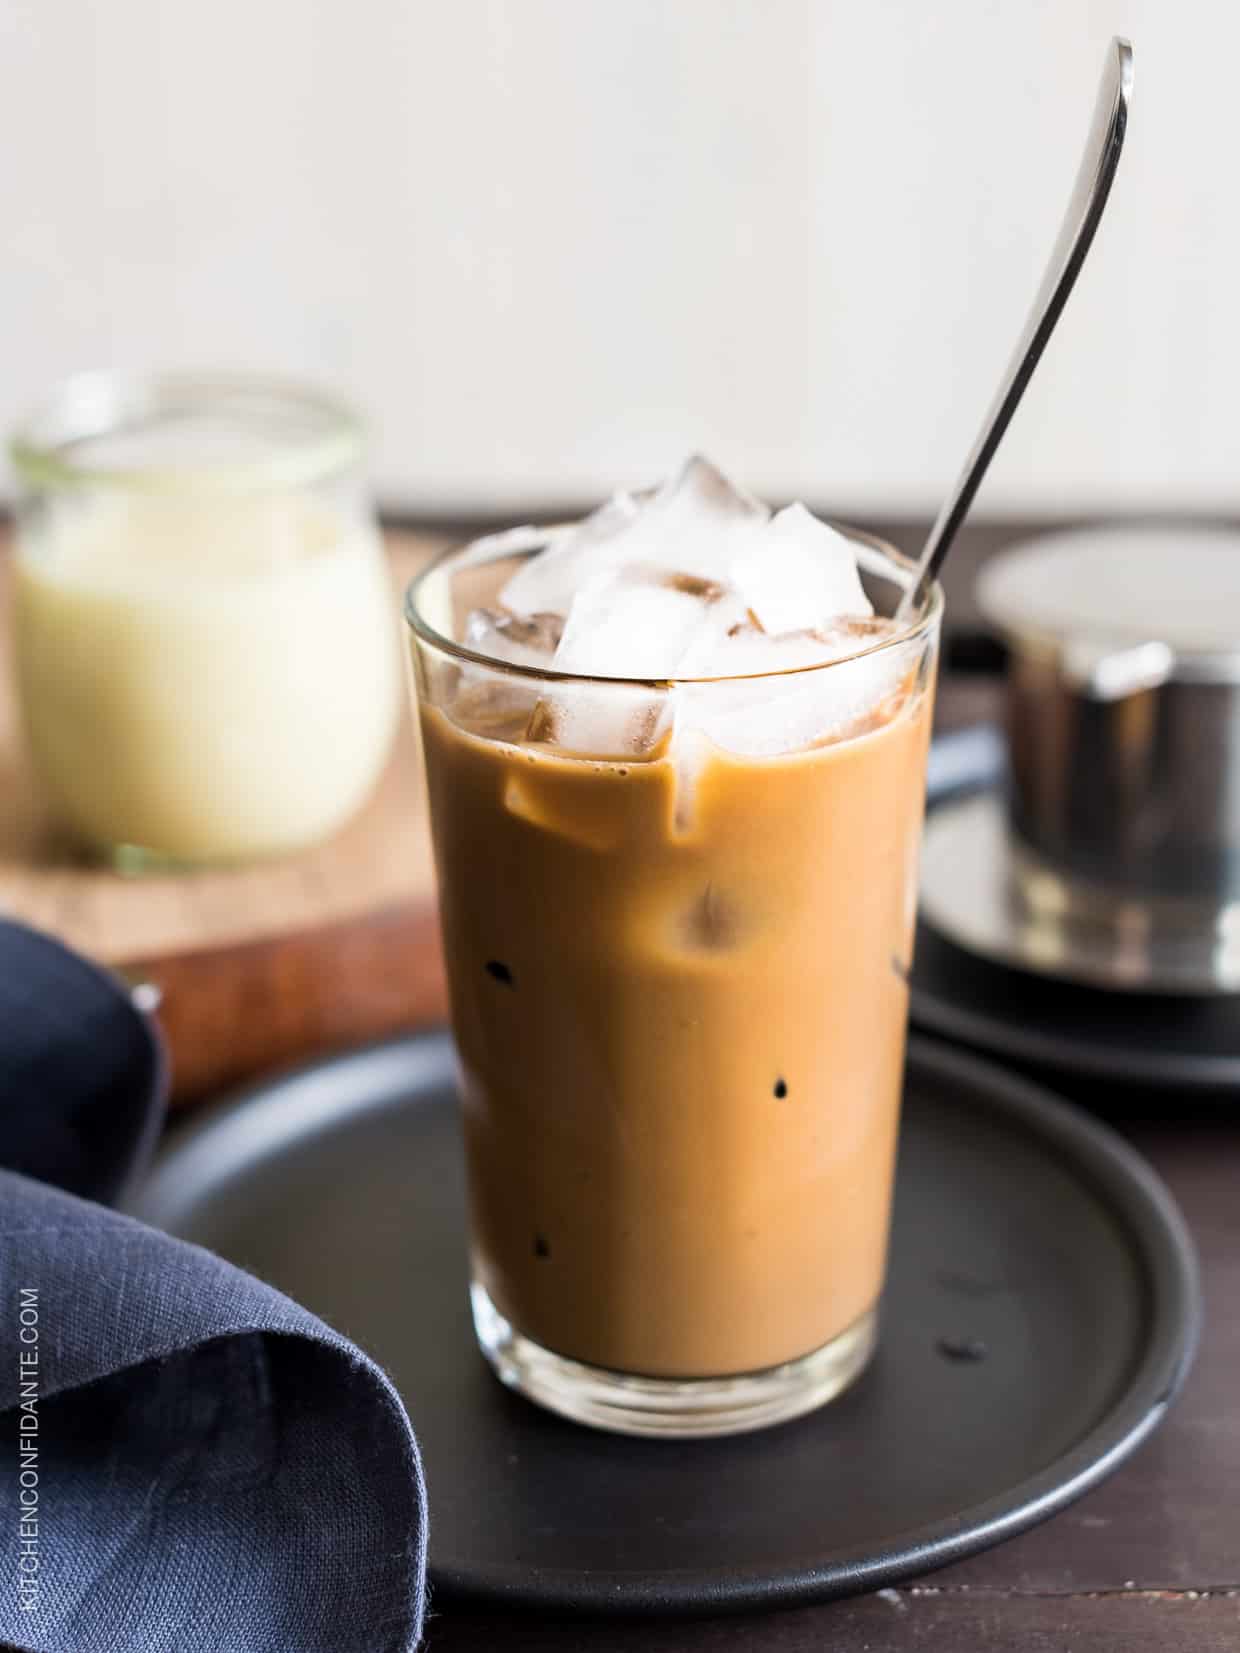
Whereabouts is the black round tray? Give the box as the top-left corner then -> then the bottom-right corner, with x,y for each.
911,923 -> 1240,1094
132,1030 -> 1199,1616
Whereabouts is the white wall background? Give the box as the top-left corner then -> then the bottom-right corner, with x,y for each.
0,2 -> 1232,516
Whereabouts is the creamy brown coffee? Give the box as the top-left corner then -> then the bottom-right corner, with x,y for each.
410,458 -> 938,1396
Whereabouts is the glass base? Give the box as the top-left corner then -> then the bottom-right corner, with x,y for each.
470,1281 -> 877,1438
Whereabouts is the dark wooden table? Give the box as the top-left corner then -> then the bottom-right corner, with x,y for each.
409,514 -> 1240,1652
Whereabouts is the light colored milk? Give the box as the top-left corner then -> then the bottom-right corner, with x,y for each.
14,492 -> 400,860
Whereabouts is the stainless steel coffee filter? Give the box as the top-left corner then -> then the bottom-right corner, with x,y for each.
922,526 -> 1240,993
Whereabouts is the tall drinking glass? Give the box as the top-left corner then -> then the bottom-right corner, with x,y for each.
406,524 -> 941,1436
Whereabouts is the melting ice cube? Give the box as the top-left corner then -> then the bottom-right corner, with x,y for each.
630,455 -> 770,586
730,504 -> 873,635
450,609 -> 564,740
466,454 -> 900,767
501,463 -> 873,644
465,607 -> 563,668
679,624 -> 845,679
527,679 -> 668,758
498,492 -> 643,616
529,561 -> 748,755
499,456 -> 767,618
554,564 -> 747,680
673,621 -> 910,761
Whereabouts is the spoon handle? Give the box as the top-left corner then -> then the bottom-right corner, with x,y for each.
900,37 -> 1133,620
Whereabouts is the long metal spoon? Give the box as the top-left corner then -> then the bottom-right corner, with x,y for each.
899,36 -> 1133,620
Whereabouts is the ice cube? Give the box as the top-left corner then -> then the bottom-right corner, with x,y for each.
503,767 -> 626,851
730,504 -> 873,635
671,722 -> 713,834
445,611 -> 560,739
530,562 -> 748,755
495,461 -> 882,752
527,679 -> 669,758
499,456 -> 768,618
611,456 -> 769,589
464,607 -> 563,668
680,624 -> 845,679
645,453 -> 769,535
673,623 -> 911,760
448,672 -> 541,743
499,491 -> 642,616
554,564 -> 746,680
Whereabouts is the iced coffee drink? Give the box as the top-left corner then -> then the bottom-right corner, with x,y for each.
406,459 -> 940,1436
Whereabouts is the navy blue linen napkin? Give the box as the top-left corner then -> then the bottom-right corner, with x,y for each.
0,919 -> 427,1652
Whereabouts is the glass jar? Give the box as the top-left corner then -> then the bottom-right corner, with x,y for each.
9,372 -> 400,868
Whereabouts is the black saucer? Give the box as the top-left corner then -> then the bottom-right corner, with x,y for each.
132,1031 -> 1198,1615
910,923 -> 1240,1095
916,726 -> 1240,1095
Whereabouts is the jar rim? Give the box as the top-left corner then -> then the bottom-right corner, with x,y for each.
9,371 -> 366,493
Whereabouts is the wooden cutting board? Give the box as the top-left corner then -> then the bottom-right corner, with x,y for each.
0,529 -> 450,1103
